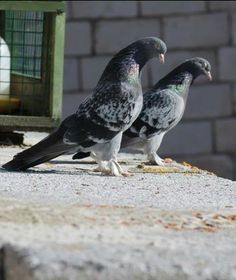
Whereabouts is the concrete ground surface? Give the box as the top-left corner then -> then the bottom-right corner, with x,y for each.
0,132 -> 236,280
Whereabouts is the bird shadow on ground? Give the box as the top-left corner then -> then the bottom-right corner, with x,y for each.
50,160 -> 96,165
0,167 -> 102,177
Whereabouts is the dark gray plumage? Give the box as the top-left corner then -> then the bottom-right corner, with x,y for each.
121,57 -> 212,165
2,37 -> 167,176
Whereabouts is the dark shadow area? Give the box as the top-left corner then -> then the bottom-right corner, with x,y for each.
0,132 -> 24,145
0,167 -> 102,177
50,160 -> 95,165
0,247 -> 4,280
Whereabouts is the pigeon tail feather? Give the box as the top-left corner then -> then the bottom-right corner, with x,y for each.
72,152 -> 91,160
2,129 -> 74,171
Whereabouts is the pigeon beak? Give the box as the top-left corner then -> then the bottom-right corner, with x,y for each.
159,53 -> 165,64
206,71 -> 212,81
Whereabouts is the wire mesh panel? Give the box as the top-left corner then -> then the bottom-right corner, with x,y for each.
5,11 -> 43,78
0,10 -> 51,116
0,1 -> 65,131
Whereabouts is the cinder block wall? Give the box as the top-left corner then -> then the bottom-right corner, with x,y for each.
63,1 -> 236,179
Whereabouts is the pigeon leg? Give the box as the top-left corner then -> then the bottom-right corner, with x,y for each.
93,132 -> 132,176
88,152 -> 108,173
93,160 -> 109,173
93,157 -> 132,176
90,154 -> 125,176
110,160 -> 133,176
101,159 -> 132,177
144,133 -> 166,166
147,153 -> 165,165
107,160 -> 123,176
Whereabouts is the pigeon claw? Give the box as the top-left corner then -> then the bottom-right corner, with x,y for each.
147,153 -> 166,166
96,160 -> 130,177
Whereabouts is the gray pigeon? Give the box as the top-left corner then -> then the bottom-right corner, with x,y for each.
2,37 -> 167,176
121,57 -> 212,165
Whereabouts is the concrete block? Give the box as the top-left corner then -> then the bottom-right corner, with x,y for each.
95,19 -> 161,54
65,22 -> 91,56
141,1 -> 205,16
219,47 -> 236,81
62,92 -> 90,119
81,56 -> 111,90
209,1 -> 236,11
183,84 -> 232,120
64,58 -> 80,92
176,154 -> 234,180
81,56 -> 148,90
215,118 -> 236,153
232,13 -> 236,45
233,84 -> 236,114
66,1 -> 72,20
81,56 -> 150,90
3,236 -> 236,280
71,1 -> 138,18
149,50 -> 217,85
159,121 -> 212,156
164,13 -> 229,49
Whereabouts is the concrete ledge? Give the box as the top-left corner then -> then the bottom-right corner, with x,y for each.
0,145 -> 236,279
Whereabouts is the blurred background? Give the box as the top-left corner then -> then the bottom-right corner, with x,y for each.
63,1 -> 236,180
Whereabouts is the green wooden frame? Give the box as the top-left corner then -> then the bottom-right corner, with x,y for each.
0,1 -> 65,131
0,1 -> 65,13
50,9 -> 65,121
0,116 -> 59,131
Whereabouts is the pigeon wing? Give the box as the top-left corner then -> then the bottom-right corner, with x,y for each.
65,82 -> 140,147
126,89 -> 184,140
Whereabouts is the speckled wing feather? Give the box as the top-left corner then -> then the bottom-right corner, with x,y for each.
124,89 -> 184,140
64,81 -> 141,145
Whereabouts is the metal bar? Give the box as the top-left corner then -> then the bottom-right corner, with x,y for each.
0,2 -> 65,13
40,12 -> 50,117
19,11 -> 26,115
50,11 -> 65,120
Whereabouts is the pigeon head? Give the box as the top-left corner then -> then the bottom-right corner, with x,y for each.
182,57 -> 212,80
132,37 -> 167,65
113,37 -> 167,68
98,37 -> 167,83
154,57 -> 212,90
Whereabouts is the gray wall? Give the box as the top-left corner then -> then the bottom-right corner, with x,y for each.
63,1 -> 236,179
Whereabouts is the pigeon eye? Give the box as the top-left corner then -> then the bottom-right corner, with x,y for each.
203,63 -> 209,70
